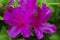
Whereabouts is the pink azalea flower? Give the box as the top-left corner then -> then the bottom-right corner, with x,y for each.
31,3 -> 56,39
3,0 -> 56,39
3,0 -> 36,38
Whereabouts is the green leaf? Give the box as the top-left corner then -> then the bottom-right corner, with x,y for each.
14,0 -> 19,7
42,0 -> 60,5
50,34 -> 60,40
0,1 -> 3,7
44,0 -> 60,8
14,38 -> 25,40
37,0 -> 60,8
0,16 -> 3,20
0,26 -> 12,40
37,0 -> 42,8
0,0 -> 9,6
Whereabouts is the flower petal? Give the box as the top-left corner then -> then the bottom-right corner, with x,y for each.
42,23 -> 56,34
7,26 -> 21,38
3,12 -> 15,26
18,0 -> 36,17
21,25 -> 31,38
40,3 -> 52,22
34,27 -> 43,39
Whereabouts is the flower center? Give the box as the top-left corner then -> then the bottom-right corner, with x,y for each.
13,14 -> 25,26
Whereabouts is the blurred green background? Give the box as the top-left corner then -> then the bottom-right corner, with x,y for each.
0,0 -> 60,40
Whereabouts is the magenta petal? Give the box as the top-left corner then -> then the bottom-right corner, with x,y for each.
18,0 -> 36,17
3,12 -> 15,26
21,25 -> 31,38
7,26 -> 21,38
34,27 -> 43,39
42,23 -> 56,34
40,3 -> 52,22
18,0 -> 36,7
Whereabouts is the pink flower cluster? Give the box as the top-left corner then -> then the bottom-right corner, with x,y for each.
3,0 -> 56,39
